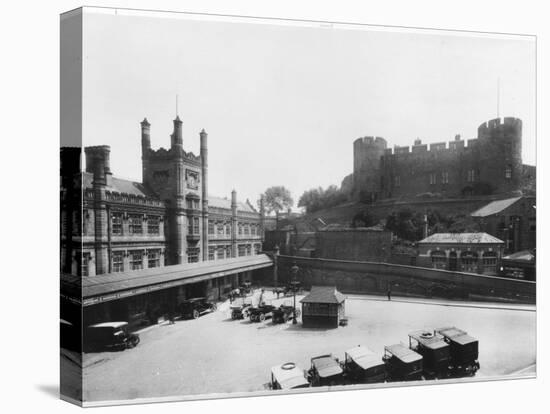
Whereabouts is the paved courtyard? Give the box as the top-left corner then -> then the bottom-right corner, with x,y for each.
81,291 -> 536,403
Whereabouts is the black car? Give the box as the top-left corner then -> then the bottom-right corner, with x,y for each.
84,322 -> 140,353
435,326 -> 480,377
272,303 -> 301,324
408,330 -> 452,379
179,297 -> 217,319
249,304 -> 277,322
307,354 -> 345,387
383,344 -> 423,382
230,299 -> 253,320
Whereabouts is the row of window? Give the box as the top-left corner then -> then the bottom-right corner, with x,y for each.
207,243 -> 262,261
207,221 -> 261,237
77,213 -> 262,239
430,251 -> 498,273
79,249 -> 162,275
393,166 -> 512,187
79,240 -> 263,275
111,214 -> 161,236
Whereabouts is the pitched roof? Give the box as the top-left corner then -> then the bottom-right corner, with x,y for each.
471,197 -> 522,217
208,195 -> 256,213
83,172 -> 257,213
83,172 -> 154,197
300,286 -> 346,304
418,232 -> 504,245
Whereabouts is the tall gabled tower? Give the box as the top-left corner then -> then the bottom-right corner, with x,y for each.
141,116 -> 207,265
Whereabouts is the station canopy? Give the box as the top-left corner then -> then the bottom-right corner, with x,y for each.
61,254 -> 273,306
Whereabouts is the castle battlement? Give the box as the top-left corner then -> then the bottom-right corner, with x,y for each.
83,188 -> 165,208
412,144 -> 428,153
145,146 -> 202,166
354,136 -> 387,149
477,117 -> 522,138
351,115 -> 524,201
430,142 -> 446,151
381,136 -> 482,157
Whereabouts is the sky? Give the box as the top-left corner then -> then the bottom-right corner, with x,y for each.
81,8 -> 536,210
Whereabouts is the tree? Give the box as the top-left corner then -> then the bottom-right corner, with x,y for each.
385,208 -> 424,241
261,186 -> 294,214
298,185 -> 348,214
352,210 -> 376,228
298,187 -> 323,213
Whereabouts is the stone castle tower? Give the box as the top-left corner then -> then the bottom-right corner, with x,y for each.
350,117 -> 524,201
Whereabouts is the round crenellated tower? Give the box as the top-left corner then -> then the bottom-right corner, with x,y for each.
353,136 -> 387,201
476,117 -> 522,195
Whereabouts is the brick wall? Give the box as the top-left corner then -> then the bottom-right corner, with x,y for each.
272,255 -> 535,304
315,229 -> 392,261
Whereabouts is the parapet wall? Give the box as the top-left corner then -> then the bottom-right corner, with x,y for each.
275,255 -> 535,304
146,146 -> 202,166
477,117 -> 522,138
353,136 -> 387,149
382,138 -> 480,157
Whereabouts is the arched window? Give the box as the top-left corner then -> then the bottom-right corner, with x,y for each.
430,250 -> 447,270
460,251 -> 478,273
482,252 -> 498,275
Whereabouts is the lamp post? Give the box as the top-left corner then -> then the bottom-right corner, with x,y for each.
290,263 -> 299,324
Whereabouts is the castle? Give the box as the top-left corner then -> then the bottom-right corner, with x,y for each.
345,116 -> 531,202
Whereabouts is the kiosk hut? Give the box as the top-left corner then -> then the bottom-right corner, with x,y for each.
300,286 -> 346,328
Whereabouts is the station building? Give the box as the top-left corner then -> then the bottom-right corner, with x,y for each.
471,196 -> 536,254
60,116 -> 273,327
416,232 -> 505,276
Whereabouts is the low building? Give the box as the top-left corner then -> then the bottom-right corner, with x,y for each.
300,286 -> 346,328
417,233 -> 504,275
471,196 -> 536,254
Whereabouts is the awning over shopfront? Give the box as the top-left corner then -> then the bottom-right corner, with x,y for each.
61,254 -> 273,307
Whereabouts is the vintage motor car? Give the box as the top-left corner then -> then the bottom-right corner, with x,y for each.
84,322 -> 140,353
408,330 -> 452,378
179,297 -> 217,319
269,362 -> 310,390
383,343 -> 423,382
435,326 -> 480,376
343,345 -> 387,384
272,302 -> 301,324
308,354 -> 345,387
230,299 -> 253,320
249,304 -> 277,322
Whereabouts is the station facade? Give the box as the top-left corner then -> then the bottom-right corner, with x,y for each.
60,116 -> 272,327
